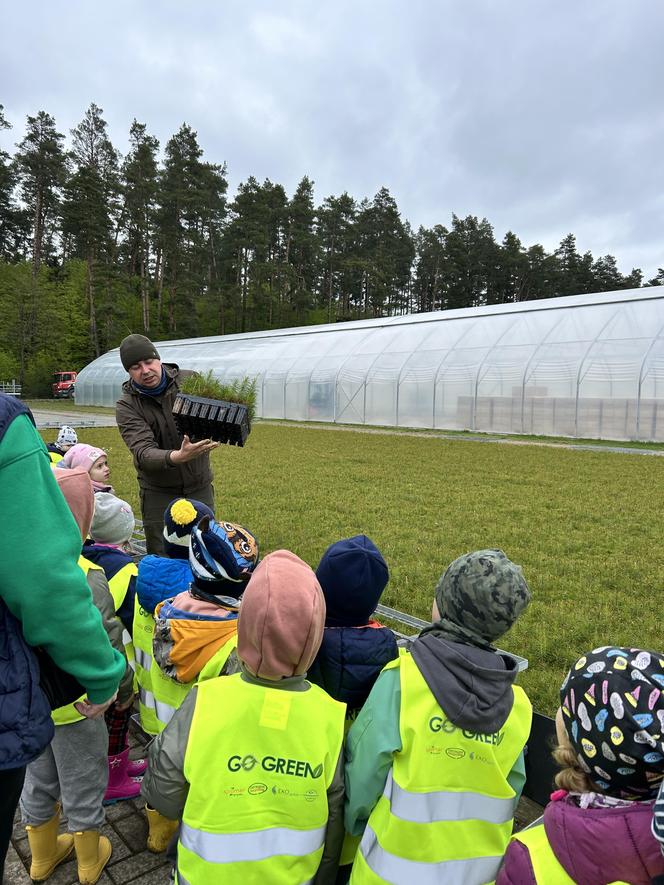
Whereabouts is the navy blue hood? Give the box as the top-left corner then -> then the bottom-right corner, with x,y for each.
315,534 -> 389,627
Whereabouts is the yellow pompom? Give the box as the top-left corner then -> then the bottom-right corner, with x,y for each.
170,499 -> 197,526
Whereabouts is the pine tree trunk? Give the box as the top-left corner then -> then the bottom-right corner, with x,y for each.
88,253 -> 100,357
141,253 -> 149,331
32,188 -> 43,278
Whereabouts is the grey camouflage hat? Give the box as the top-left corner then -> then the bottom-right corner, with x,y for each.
434,549 -> 531,644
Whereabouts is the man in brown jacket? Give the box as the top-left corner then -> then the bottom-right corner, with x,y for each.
116,334 -> 218,553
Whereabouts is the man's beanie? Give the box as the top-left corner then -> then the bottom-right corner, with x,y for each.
315,534 -> 389,626
91,493 -> 135,546
56,425 -> 77,447
189,515 -> 259,597
435,549 -> 531,644
238,550 -> 326,680
120,334 -> 160,371
163,498 -> 214,559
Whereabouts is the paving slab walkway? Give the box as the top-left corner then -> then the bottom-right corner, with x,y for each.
7,726 -> 171,885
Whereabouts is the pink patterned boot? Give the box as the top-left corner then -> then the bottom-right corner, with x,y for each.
104,748 -> 143,804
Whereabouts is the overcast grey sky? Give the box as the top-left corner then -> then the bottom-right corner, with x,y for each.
2,0 -> 662,278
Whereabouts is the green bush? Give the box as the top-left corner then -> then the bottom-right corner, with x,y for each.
179,371 -> 257,421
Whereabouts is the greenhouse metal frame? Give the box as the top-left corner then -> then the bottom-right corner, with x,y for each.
76,287 -> 664,441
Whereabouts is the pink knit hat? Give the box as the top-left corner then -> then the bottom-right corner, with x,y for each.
237,550 -> 326,680
60,443 -> 106,473
54,466 -> 95,542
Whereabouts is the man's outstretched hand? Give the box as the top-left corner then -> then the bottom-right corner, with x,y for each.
170,434 -> 219,464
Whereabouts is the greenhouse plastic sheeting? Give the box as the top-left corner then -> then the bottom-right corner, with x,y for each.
75,287 -> 664,441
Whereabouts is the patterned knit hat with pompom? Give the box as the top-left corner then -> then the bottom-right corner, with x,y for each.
162,497 -> 214,559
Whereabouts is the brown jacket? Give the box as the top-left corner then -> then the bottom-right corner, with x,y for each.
115,363 -> 213,494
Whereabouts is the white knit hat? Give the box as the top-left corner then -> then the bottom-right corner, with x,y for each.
91,493 -> 135,546
57,425 -> 78,447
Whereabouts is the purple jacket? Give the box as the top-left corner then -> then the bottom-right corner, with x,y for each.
497,796 -> 664,885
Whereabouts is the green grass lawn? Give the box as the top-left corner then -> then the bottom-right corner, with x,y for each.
43,422 -> 664,715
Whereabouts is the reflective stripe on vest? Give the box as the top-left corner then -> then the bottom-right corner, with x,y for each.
52,557 -> 104,726
180,821 -> 326,863
138,686 -> 179,728
351,653 -> 532,885
355,825 -> 502,885
178,673 -> 346,884
132,596 -> 190,734
383,769 -> 515,825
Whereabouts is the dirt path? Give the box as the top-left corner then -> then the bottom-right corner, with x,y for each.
258,420 -> 664,457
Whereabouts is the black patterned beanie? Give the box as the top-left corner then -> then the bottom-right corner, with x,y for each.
560,646 -> 664,799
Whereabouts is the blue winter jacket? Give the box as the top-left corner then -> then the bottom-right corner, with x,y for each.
0,397 -> 54,769
307,622 -> 398,718
136,555 -> 193,615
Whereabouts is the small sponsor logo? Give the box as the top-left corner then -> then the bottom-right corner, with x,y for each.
445,747 -> 465,759
223,787 -> 245,797
248,783 -> 267,795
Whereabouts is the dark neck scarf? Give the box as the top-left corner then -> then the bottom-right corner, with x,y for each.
132,367 -> 168,397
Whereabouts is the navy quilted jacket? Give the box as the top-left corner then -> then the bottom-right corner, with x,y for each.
0,397 -> 54,769
307,622 -> 398,716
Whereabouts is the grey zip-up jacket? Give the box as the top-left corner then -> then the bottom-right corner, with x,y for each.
115,363 -> 213,494
142,667 -> 345,885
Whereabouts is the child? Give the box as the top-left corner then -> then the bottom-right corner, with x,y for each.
308,534 -> 397,722
134,499 -> 216,738
152,514 -> 259,686
307,535 -> 398,878
142,549 -> 347,884
20,468 -> 134,884
60,443 -> 113,494
84,493 -> 146,803
46,425 -> 77,464
499,646 -> 664,885
345,549 -> 533,885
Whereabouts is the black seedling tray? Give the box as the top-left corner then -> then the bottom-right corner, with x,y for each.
172,393 -> 251,446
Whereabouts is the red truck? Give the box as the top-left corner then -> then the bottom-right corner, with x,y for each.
52,371 -> 77,399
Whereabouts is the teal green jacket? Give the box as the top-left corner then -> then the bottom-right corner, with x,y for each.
0,413 -> 125,704
344,666 -> 527,837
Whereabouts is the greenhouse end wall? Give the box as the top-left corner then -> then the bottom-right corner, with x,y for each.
75,287 -> 664,442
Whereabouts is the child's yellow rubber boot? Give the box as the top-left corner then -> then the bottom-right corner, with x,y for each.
24,803 -> 74,881
73,830 -> 112,884
145,805 -> 178,852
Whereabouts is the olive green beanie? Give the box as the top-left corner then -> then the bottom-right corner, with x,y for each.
119,334 -> 160,371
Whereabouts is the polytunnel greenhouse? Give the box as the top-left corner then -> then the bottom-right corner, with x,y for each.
76,287 -> 664,441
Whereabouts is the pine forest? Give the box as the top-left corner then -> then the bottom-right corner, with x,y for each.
0,102 -> 661,394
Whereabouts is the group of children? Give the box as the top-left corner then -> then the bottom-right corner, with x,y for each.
20,425 -> 664,884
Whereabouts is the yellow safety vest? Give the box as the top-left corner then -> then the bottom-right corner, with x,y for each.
350,653 -> 532,885
133,597 -> 190,734
512,823 -> 629,885
132,597 -> 238,734
48,451 -> 63,464
52,557 -> 105,726
107,560 -> 137,673
177,673 -> 346,885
